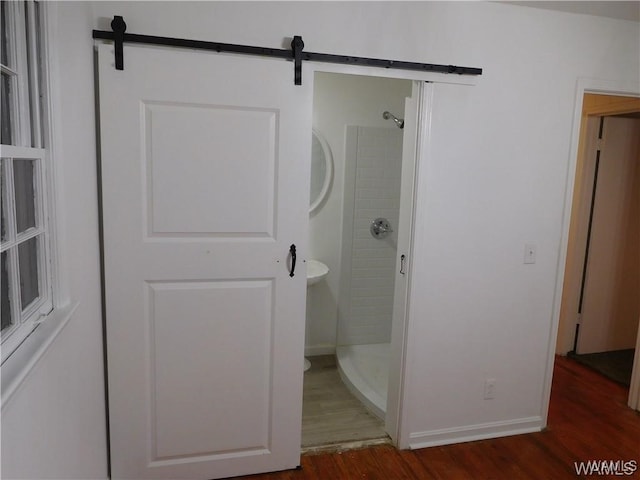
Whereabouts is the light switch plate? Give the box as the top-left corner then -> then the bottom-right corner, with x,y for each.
524,244 -> 536,264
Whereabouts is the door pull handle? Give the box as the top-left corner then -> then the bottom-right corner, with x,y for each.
289,244 -> 297,277
400,254 -> 406,275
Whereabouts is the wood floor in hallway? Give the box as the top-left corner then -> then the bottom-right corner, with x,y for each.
232,355 -> 640,479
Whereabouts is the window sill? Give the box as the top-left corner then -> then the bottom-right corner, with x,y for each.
1,301 -> 79,409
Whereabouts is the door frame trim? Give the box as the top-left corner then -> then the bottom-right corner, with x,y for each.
546,77 -> 640,421
305,61 -> 462,448
389,81 -> 435,449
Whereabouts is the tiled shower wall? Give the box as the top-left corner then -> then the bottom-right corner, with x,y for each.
338,126 -> 403,346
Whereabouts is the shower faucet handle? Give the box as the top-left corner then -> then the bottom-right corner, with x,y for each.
370,218 -> 393,239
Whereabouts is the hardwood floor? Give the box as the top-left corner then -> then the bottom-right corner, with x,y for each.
236,356 -> 640,479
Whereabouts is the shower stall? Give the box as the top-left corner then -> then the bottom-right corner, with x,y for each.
308,72 -> 412,428
336,124 -> 404,419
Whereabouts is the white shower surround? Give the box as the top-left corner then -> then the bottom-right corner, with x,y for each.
338,126 -> 404,346
307,73 -> 412,356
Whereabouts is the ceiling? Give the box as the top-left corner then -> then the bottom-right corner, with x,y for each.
504,1 -> 640,22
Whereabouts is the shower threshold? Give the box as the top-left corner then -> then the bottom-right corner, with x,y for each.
301,436 -> 392,455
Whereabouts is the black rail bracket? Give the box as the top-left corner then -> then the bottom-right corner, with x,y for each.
291,35 -> 304,86
111,15 -> 127,70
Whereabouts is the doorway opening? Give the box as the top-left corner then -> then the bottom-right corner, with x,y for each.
558,93 -> 640,393
301,72 -> 416,451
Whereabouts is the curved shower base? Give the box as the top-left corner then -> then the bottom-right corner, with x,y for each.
336,343 -> 389,420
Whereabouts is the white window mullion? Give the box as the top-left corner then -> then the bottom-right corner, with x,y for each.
34,151 -> 53,312
1,157 -> 17,247
0,159 -> 7,246
33,152 -> 44,239
34,233 -> 51,320
25,0 -> 41,148
2,157 -> 19,339
7,246 -> 20,330
2,157 -> 19,337
1,64 -> 18,76
14,226 -> 45,246
16,1 -> 31,148
28,154 -> 51,319
2,69 -> 20,146
0,143 -> 44,158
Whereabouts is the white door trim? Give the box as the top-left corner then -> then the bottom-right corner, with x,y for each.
383,80 -> 422,445
392,81 -> 436,449
546,77 -> 640,422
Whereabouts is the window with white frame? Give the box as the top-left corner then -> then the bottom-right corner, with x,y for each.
1,0 -> 53,363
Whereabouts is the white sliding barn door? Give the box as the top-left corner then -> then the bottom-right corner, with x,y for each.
98,44 -> 311,479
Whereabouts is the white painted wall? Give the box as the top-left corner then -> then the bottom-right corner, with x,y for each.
309,73 -> 410,354
398,7 -> 639,444
1,3 -> 108,479
4,3 -> 639,478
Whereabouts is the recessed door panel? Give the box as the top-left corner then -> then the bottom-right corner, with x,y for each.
144,103 -> 277,238
149,280 -> 272,460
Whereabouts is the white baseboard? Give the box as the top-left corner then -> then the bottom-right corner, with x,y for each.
305,345 -> 336,357
408,416 -> 543,449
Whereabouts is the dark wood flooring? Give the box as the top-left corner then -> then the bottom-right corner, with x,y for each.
238,355 -> 640,479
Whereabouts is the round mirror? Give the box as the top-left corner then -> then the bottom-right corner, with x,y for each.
310,129 -> 333,214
